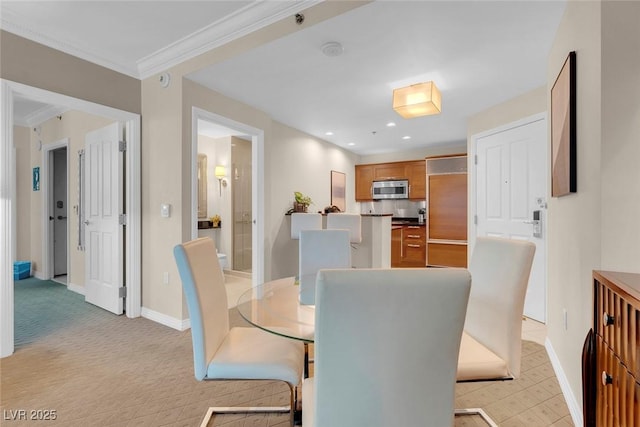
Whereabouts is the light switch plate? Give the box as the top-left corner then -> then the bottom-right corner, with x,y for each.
160,203 -> 171,218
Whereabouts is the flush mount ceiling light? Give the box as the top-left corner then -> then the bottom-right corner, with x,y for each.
392,81 -> 441,119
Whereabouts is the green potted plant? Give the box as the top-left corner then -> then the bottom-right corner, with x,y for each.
293,191 -> 313,213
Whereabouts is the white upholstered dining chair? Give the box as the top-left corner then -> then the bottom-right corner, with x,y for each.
290,212 -> 323,239
325,212 -> 362,243
174,237 -> 304,427
303,268 -> 471,427
298,229 -> 351,305
456,236 -> 536,426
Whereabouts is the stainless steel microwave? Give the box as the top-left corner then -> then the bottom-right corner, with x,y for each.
372,180 -> 409,199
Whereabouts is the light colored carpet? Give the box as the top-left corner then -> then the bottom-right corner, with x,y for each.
1,278 -> 573,426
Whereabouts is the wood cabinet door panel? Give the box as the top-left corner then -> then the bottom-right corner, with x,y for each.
391,227 -> 402,267
374,164 -> 406,180
428,174 -> 467,240
355,165 -> 374,201
427,243 -> 467,268
406,161 -> 426,200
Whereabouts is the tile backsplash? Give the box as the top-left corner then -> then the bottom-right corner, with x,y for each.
359,199 -> 426,218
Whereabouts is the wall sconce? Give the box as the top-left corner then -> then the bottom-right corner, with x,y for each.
392,81 -> 442,118
214,166 -> 227,196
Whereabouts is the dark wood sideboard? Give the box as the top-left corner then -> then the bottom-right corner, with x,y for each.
589,270 -> 640,426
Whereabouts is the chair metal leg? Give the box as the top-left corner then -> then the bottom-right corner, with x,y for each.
455,408 -> 499,427
199,383 -> 298,427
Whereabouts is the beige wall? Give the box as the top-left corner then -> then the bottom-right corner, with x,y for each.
600,1 -> 640,270
14,126 -> 30,261
546,0 -> 602,409
467,86 -> 547,137
0,30 -> 140,114
22,111 -> 114,286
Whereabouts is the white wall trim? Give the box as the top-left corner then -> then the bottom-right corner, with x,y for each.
67,282 -> 85,295
137,1 -> 319,78
0,81 -> 15,357
141,307 -> 190,331
1,1 -> 319,79
14,104 -> 69,128
545,337 -> 583,426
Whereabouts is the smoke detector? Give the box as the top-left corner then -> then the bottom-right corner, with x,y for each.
321,41 -> 344,57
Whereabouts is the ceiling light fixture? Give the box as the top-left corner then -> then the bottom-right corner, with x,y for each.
402,136 -> 411,140
325,131 -> 334,136
392,81 -> 441,119
386,122 -> 396,127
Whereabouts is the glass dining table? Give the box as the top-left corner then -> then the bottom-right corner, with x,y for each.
236,276 -> 315,343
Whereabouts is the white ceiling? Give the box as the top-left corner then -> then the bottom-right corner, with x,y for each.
2,1 -> 566,155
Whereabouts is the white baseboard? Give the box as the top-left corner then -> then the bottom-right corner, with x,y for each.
67,283 -> 84,295
141,307 -> 190,331
33,271 -> 46,280
545,338 -> 582,426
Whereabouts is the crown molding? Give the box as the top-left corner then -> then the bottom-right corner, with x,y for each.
15,104 -> 69,128
0,8 -> 139,78
136,0 -> 320,79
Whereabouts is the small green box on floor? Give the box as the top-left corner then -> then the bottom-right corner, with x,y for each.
14,261 -> 31,280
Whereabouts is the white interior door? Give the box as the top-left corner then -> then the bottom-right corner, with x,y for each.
84,122 -> 123,314
476,117 -> 547,322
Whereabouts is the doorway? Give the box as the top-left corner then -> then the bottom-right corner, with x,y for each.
192,107 -> 264,288
471,113 -> 548,323
44,143 -> 69,283
1,80 -> 141,358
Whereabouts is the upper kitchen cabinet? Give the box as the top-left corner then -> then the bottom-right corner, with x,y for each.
405,160 -> 426,200
355,164 -> 375,201
355,160 -> 426,201
374,163 -> 406,180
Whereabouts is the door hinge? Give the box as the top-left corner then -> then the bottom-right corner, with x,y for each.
474,215 -> 478,225
119,140 -> 127,152
119,214 -> 127,225
118,287 -> 126,298
474,155 -> 478,165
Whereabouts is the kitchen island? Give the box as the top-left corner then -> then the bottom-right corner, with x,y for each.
352,214 -> 392,269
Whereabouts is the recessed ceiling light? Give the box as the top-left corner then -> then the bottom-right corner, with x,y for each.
347,142 -> 356,146
402,136 -> 411,140
325,131 -> 334,136
386,122 -> 396,127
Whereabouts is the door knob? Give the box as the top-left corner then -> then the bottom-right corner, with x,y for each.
84,220 -> 90,225
49,216 -> 55,221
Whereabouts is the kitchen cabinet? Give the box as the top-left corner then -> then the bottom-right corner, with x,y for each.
405,160 -> 426,200
426,154 -> 467,267
391,227 -> 402,266
355,160 -> 426,201
355,164 -> 375,201
374,163 -> 406,180
391,224 -> 426,268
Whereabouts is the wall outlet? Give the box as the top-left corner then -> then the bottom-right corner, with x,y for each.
163,272 -> 169,285
563,308 -> 568,330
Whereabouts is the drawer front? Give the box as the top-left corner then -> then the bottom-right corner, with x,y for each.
596,280 -> 640,378
597,336 -> 640,427
404,225 -> 425,240
427,243 -> 467,268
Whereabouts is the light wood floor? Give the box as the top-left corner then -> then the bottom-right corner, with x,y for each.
1,277 -> 574,426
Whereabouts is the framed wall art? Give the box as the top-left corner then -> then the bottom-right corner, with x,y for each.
551,51 -> 577,197
330,170 -> 346,212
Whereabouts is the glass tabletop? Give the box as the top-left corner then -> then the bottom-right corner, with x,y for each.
236,276 -> 315,343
